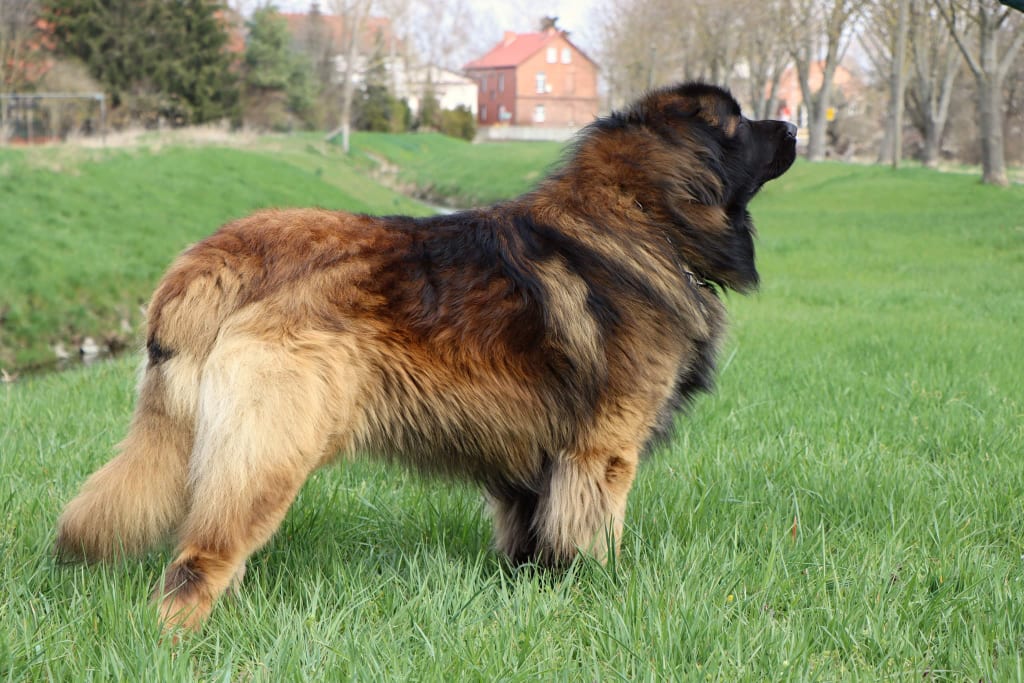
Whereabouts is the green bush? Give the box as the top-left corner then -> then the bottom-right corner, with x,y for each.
439,105 -> 477,141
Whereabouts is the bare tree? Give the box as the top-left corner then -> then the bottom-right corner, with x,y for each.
786,0 -> 863,161
596,0 -> 750,109
325,0 -> 373,152
905,1 -> 960,167
0,0 -> 39,91
407,0 -> 485,72
690,2 -> 741,85
375,0 -> 410,94
595,0 -> 676,107
863,0 -> 918,166
737,0 -> 790,119
934,0 -> 1024,185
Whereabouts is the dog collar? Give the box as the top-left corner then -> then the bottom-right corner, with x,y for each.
684,270 -> 707,288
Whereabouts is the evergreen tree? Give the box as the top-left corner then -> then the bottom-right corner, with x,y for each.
158,0 -> 239,124
353,33 -> 402,132
242,6 -> 315,129
416,85 -> 440,130
245,6 -> 296,90
303,2 -> 335,93
44,0 -> 238,124
45,0 -> 163,108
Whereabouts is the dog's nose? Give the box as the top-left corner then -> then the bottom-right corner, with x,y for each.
783,121 -> 798,139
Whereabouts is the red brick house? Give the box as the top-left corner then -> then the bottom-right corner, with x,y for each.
464,27 -> 599,128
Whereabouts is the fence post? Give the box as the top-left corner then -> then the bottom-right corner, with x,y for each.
99,94 -> 106,146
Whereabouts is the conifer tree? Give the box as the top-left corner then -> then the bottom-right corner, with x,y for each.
243,6 -> 315,129
45,0 -> 238,124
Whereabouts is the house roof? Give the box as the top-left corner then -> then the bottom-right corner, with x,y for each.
464,29 -> 597,70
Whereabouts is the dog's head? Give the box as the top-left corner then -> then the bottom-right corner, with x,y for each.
589,82 -> 798,292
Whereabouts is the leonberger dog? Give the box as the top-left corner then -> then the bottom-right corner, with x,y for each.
55,82 -> 797,631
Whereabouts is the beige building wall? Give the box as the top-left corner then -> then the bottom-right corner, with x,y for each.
512,35 -> 598,128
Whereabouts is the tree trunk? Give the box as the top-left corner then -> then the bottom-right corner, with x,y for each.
337,16 -> 362,154
921,118 -> 941,168
936,0 -> 1023,185
924,50 -> 957,168
750,58 -> 783,121
805,65 -> 837,162
885,0 -> 910,168
975,8 -> 1004,185
324,0 -> 371,152
790,0 -> 857,162
806,100 -> 829,161
978,77 -> 1007,186
877,125 -> 893,165
907,5 -> 959,170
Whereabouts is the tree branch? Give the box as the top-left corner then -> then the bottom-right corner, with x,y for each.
996,21 -> 1024,79
933,0 -> 981,78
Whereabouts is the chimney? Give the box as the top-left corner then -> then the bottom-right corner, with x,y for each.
503,31 -> 516,45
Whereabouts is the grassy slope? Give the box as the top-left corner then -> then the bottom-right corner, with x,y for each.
0,140 -> 429,368
349,131 -> 563,207
2,150 -> 1024,679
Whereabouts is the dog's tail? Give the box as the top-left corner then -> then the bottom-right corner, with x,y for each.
55,236 -> 247,562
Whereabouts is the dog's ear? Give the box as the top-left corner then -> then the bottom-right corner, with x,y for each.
638,83 -> 742,136
630,84 -> 745,207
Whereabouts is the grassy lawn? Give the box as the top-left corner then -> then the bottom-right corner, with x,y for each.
1,141 -> 1023,679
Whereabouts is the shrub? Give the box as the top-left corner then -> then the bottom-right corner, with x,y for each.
439,105 -> 476,141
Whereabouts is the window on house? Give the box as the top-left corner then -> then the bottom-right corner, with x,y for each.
546,47 -> 557,63
561,48 -> 571,64
481,75 -> 487,91
480,105 -> 487,122
536,72 -> 546,94
498,73 -> 504,92
499,105 -> 510,122
533,104 -> 545,123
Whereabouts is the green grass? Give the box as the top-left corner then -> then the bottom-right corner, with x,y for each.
348,131 -> 563,207
0,138 -> 429,369
2,149 -> 1024,679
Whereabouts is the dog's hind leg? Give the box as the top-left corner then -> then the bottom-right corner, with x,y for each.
55,361 -> 197,562
155,336 -> 337,632
487,487 -> 541,565
532,446 -> 639,567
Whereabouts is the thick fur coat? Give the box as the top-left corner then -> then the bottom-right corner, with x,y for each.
55,82 -> 798,631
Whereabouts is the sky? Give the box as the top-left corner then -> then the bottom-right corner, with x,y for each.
269,0 -> 601,54
447,0 -> 602,65
477,0 -> 595,39
259,0 -> 605,74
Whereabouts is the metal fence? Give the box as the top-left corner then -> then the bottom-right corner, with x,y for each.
0,92 -> 106,145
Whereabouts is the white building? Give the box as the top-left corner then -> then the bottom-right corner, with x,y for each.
400,66 -> 479,117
